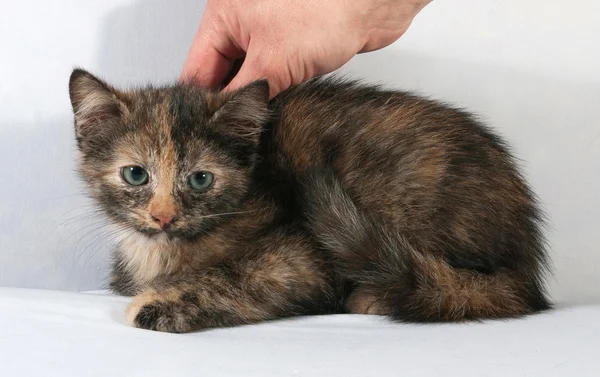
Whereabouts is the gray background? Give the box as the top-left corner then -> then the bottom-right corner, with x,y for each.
0,0 -> 598,304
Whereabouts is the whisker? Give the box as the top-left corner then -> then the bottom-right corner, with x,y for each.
71,223 -> 115,256
81,230 -> 126,271
76,224 -> 133,271
41,193 -> 89,203
197,210 -> 255,219
42,208 -> 104,241
58,212 -> 105,227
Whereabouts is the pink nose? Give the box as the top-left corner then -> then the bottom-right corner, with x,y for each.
151,214 -> 175,230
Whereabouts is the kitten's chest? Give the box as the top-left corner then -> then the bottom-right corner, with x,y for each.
118,233 -> 183,285
115,232 -> 232,287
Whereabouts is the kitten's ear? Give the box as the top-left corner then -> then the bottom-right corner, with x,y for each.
211,80 -> 270,144
68,68 -> 129,140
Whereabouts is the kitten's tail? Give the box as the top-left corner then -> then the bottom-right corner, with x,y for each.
304,170 -> 550,322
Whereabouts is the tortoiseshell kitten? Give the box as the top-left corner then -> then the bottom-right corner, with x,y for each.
68,68 -> 550,333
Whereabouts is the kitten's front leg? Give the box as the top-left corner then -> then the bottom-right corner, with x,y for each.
126,237 -> 333,333
109,253 -> 139,296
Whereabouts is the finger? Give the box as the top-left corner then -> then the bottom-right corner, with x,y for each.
223,54 -> 283,99
180,41 -> 233,87
180,14 -> 245,87
222,58 -> 245,87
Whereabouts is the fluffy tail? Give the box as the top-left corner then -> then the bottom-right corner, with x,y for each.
304,170 -> 550,322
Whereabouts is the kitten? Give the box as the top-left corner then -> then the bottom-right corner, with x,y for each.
68,68 -> 550,332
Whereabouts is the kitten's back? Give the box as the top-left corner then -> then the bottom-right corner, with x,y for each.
271,77 -> 550,321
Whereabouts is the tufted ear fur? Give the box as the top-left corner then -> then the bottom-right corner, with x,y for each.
210,80 -> 270,144
68,68 -> 129,144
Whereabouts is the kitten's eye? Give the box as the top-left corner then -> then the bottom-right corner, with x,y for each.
121,166 -> 149,186
188,171 -> 214,192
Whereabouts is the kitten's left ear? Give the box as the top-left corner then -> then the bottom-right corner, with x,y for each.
211,80 -> 270,144
68,68 -> 129,141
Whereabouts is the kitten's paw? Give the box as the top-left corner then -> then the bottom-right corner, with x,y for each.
126,289 -> 197,333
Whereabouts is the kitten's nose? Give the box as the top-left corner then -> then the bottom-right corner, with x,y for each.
151,213 -> 175,230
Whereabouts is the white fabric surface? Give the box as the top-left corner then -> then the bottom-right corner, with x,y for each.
0,287 -> 598,377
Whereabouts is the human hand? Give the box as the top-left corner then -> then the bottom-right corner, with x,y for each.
180,0 -> 431,98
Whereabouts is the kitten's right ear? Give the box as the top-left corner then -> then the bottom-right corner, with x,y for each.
68,68 -> 129,139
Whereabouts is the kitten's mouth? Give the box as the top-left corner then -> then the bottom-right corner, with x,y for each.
138,227 -> 162,236
136,226 -> 192,241
137,227 -> 174,239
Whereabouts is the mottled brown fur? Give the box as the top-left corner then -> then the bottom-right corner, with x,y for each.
69,68 -> 550,332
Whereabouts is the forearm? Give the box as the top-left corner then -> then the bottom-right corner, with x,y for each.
126,239 -> 333,332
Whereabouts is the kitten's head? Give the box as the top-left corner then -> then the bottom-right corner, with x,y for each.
68,68 -> 269,240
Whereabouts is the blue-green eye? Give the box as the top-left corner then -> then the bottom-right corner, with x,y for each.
188,171 -> 214,192
121,166 -> 149,186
